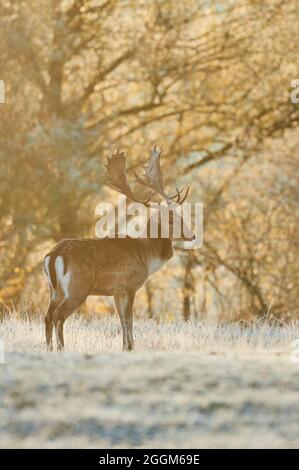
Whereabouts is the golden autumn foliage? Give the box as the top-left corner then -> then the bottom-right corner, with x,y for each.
0,0 -> 299,320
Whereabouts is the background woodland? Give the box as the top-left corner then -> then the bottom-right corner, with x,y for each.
1,0 -> 299,321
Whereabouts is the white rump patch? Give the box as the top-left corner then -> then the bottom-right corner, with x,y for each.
55,255 -> 71,299
44,256 -> 55,299
44,256 -> 51,284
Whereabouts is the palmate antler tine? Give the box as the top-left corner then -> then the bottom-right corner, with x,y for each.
134,144 -> 175,204
179,186 -> 190,204
169,187 -> 184,203
167,186 -> 190,205
105,149 -> 154,207
105,151 -> 131,195
143,191 -> 156,204
131,144 -> 191,206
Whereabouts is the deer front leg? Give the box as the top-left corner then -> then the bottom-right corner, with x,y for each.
114,291 -> 136,351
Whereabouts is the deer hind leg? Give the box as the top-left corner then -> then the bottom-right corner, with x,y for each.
52,294 -> 87,351
45,300 -> 59,351
44,255 -> 59,351
114,291 -> 136,351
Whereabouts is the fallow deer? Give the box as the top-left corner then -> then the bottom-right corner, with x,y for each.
44,145 -> 195,351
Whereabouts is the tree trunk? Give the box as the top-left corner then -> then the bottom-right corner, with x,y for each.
182,255 -> 195,322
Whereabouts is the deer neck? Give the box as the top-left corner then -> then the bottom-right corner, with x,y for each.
139,213 -> 174,276
144,237 -> 173,276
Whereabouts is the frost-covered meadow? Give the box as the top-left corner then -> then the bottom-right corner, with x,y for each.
1,316 -> 299,448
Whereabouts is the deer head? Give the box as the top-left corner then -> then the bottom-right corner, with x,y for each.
105,145 -> 195,241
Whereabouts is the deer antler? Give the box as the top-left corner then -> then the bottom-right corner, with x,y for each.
105,150 -> 154,206
134,145 -> 190,206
